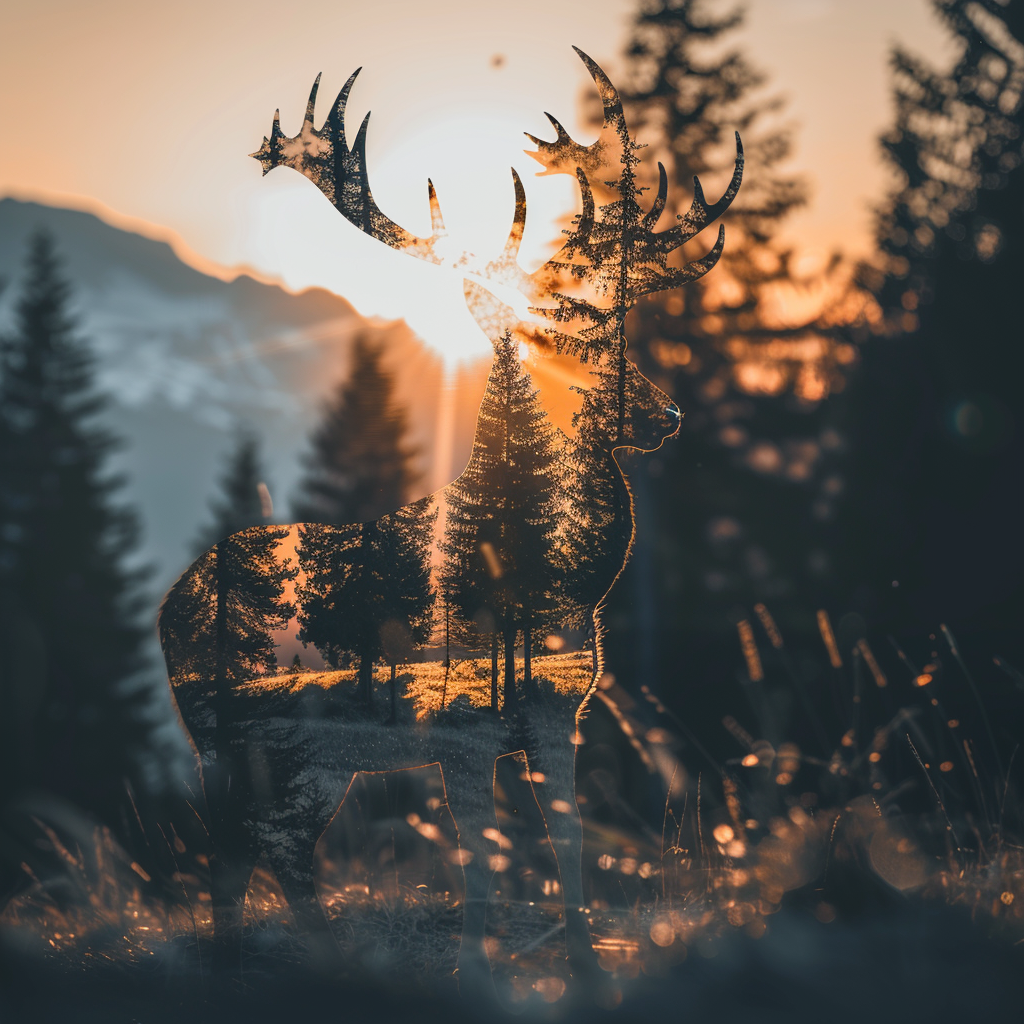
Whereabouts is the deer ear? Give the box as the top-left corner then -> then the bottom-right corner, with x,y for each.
463,279 -> 519,347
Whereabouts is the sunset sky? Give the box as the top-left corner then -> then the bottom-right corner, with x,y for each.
1,0 -> 953,362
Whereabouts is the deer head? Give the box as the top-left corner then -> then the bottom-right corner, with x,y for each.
251,49 -> 743,444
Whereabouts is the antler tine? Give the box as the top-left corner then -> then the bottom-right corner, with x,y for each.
656,225 -> 726,292
658,133 -> 744,253
525,111 -> 571,150
304,73 -> 322,127
324,68 -> 362,150
643,162 -> 669,230
572,46 -> 626,134
427,179 -> 446,236
502,168 -> 527,261
548,167 -> 595,265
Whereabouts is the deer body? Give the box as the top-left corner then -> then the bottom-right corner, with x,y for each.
161,49 -> 740,984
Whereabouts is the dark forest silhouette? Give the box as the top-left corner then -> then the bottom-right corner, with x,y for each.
0,235 -> 154,838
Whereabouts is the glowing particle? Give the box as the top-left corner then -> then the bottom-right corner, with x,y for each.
775,772 -> 793,786
948,719 -> 960,729
620,858 -> 637,876
650,918 -> 675,946
489,855 -> 512,872
742,754 -> 759,767
815,902 -> 836,924
939,761 -> 954,773
1000,892 -> 1014,906
915,673 -> 932,687
598,855 -> 616,871
551,799 -> 572,814
713,824 -> 734,845
869,752 -> 882,763
482,827 -> 512,850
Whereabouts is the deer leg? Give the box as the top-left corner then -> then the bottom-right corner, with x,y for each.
536,762 -> 600,980
442,761 -> 499,993
208,843 -> 257,975
267,835 -> 339,969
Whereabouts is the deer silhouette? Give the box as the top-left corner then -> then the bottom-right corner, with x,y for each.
159,49 -> 741,985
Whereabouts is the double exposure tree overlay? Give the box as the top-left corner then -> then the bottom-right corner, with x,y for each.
296,497 -> 436,708
608,0 -> 861,689
440,337 -> 562,709
159,523 -> 296,852
160,527 -> 296,717
292,333 -> 418,525
843,0 -> 1024,636
0,234 -> 151,821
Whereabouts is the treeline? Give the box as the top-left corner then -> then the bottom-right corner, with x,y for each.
602,0 -> 1024,737
162,332 -> 638,721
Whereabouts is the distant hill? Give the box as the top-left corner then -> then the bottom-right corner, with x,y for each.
0,198 -> 486,610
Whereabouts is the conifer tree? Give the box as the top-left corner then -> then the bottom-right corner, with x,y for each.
295,496 -> 436,709
843,0 -> 1024,634
608,0 -> 855,686
292,334 -> 418,525
439,337 -> 562,709
193,431 -> 274,553
0,233 -> 150,819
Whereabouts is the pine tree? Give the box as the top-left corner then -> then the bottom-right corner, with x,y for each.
193,431 -> 274,553
607,0 -> 857,689
160,527 -> 297,701
842,0 -> 1024,636
292,334 -> 418,525
0,233 -> 150,819
439,336 -> 562,710
160,524 -> 297,846
295,497 -> 436,709
560,365 -> 638,644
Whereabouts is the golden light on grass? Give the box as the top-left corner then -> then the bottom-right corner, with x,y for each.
817,609 -> 843,668
737,619 -> 764,682
856,637 -> 887,687
754,603 -> 784,649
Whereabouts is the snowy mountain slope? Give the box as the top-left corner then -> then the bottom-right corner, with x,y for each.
0,198 -> 485,610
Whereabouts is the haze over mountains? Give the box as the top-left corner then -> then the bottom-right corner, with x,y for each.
0,198 -> 487,620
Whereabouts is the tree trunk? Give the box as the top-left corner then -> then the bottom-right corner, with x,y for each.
388,660 -> 397,723
490,633 -> 499,712
212,542 -> 231,818
523,619 -> 535,700
359,647 -> 374,708
502,627 -> 517,712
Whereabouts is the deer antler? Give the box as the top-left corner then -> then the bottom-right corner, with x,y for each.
252,70 -> 532,284
515,49 -> 743,362
252,51 -> 742,362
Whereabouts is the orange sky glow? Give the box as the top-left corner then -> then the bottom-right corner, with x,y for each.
0,0 -> 953,364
